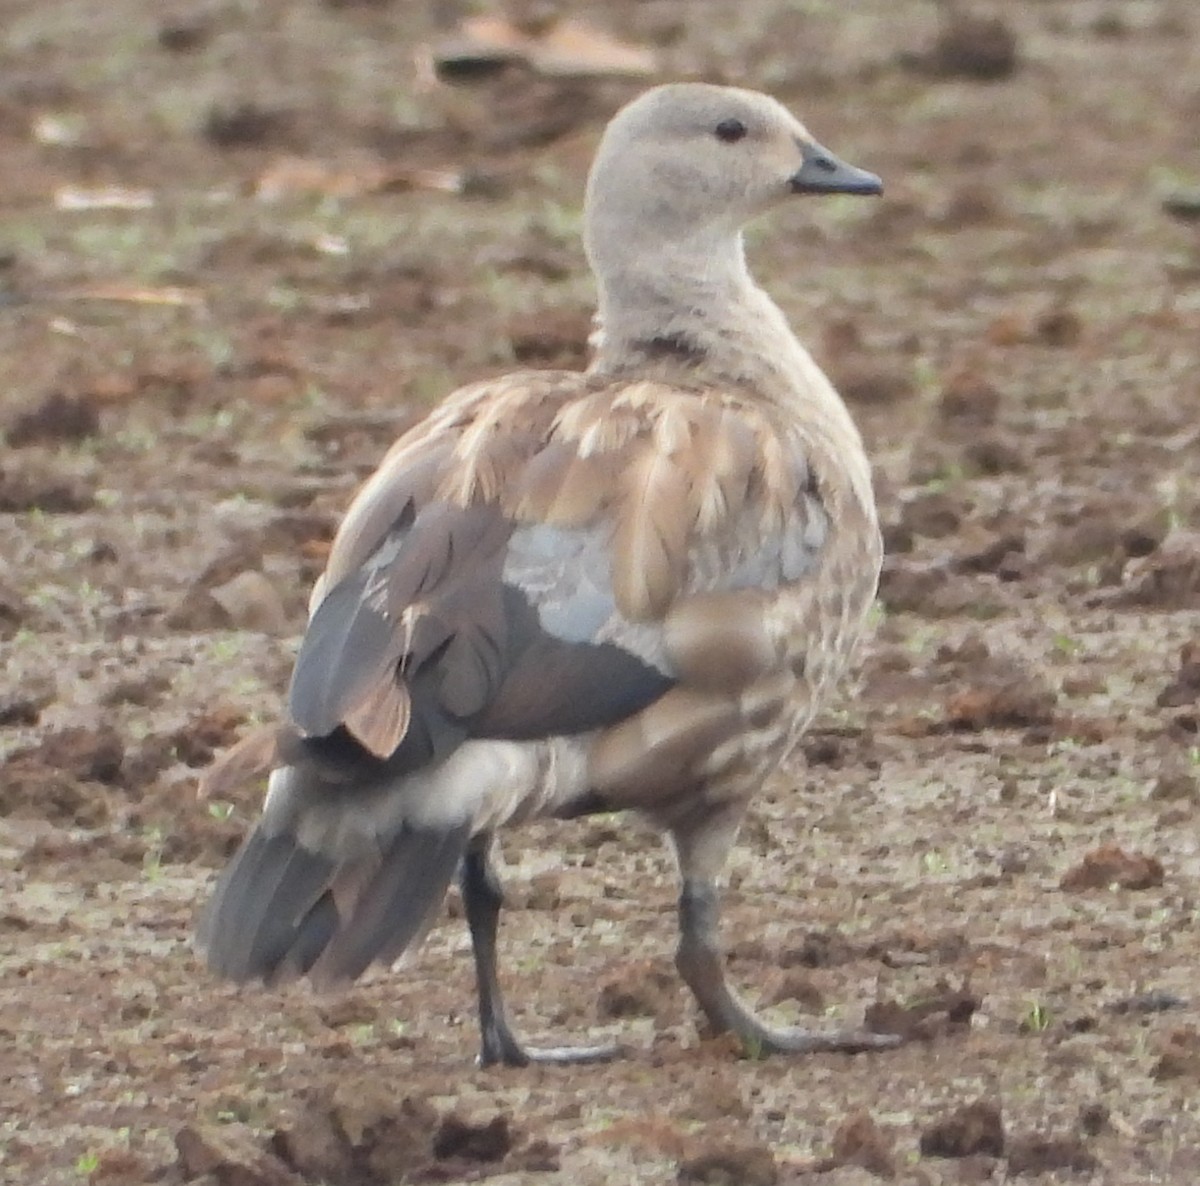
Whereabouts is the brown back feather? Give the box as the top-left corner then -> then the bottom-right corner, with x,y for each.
217,371 -> 834,785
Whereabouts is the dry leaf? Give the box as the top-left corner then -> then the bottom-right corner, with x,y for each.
431,15 -> 657,79
255,156 -> 464,202
310,233 -> 349,256
62,284 -> 204,307
32,113 -> 85,146
55,185 -> 155,211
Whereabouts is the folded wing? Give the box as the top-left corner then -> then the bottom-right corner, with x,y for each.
199,371 -> 831,984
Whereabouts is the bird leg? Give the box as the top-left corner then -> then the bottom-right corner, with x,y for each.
460,836 -> 619,1067
671,817 -> 900,1056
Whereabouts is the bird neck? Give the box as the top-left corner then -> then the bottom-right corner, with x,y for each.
589,230 -> 749,366
587,227 -> 876,520
588,231 -> 820,401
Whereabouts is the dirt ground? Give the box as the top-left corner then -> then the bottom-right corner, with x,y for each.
2,1 -> 1199,1182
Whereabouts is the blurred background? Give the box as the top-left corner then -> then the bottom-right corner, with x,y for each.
2,3 -> 1200,1185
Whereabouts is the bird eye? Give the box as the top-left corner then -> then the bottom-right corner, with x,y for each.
714,118 -> 747,144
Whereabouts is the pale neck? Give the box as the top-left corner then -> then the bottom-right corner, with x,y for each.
585,227 -> 876,519
587,229 -> 809,393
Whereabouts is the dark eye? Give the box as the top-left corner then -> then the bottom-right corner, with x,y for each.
714,118 -> 747,144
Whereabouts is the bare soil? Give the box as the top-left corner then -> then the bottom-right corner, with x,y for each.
2,2 -> 1199,1183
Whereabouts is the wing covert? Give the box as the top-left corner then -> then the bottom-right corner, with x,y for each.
285,372 -> 832,775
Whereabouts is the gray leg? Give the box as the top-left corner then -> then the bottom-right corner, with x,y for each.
672,814 -> 900,1056
460,836 -> 619,1067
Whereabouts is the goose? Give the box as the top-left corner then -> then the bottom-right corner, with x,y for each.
197,82 -> 895,1065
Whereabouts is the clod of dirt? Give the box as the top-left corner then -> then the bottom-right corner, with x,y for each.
259,511 -> 339,562
936,363 -> 1000,427
821,316 -> 863,357
204,102 -> 293,149
986,311 -> 1032,347
1105,989 -> 1186,1016
195,542 -> 272,590
800,726 -> 863,767
1123,509 -> 1171,558
914,14 -> 1020,81
168,567 -> 287,633
597,960 -> 676,1019
269,1107 -> 356,1183
6,392 -> 100,446
85,1146 -> 153,1184
879,521 -> 913,555
964,435 -> 1028,478
0,678 -> 55,726
919,1100 -> 1006,1159
944,661 -> 1057,731
432,1114 -> 513,1163
822,325 -> 919,407
1037,519 -> 1125,570
1078,1103 -> 1110,1136
172,705 -> 247,768
1150,769 -> 1198,803
12,724 -> 125,784
0,759 -> 111,825
1117,531 -> 1200,608
0,577 -> 29,639
176,1122 -> 304,1185
118,734 -> 178,794
830,359 -> 914,408
877,557 -> 978,617
509,870 -> 561,910
1152,1027 -> 1200,1081
316,995 -> 378,1029
0,462 -> 93,512
779,927 -> 860,969
101,672 -> 171,709
864,980 -> 979,1042
507,1137 -> 561,1175
209,570 -> 290,634
1059,843 -> 1164,891
439,68 -> 602,151
267,1084 -> 534,1184
1034,306 -> 1083,347
937,183 -> 1002,228
933,634 -> 1004,672
1006,1132 -> 1097,1176
677,1141 -> 778,1186
1157,642 -> 1200,708
506,307 -> 591,366
828,1111 -> 896,1179
1163,191 -> 1200,223
1091,11 -> 1129,39
898,490 -> 962,540
1038,508 -> 1167,580
956,531 -> 1027,577
761,970 -> 825,1013
158,16 -> 213,52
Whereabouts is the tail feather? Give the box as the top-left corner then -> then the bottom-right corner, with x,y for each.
309,822 -> 471,985
239,836 -> 339,980
198,778 -> 471,986
199,829 -> 338,983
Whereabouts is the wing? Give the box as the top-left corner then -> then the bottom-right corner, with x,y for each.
282,371 -> 830,780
